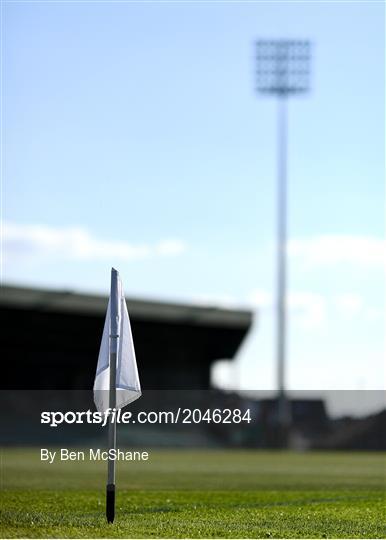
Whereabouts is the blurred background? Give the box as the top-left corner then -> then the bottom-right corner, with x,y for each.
1,1 -> 385,449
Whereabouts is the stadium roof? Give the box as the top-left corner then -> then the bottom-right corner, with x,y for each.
1,284 -> 253,390
0,284 -> 253,329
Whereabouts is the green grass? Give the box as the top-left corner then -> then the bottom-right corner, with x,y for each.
1,449 -> 385,538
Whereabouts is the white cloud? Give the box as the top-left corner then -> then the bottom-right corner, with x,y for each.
335,293 -> 363,319
3,221 -> 186,262
248,288 -> 271,308
248,286 -> 383,329
287,291 -> 327,329
248,288 -> 327,329
156,239 -> 186,256
288,235 -> 385,269
364,307 -> 384,323
334,293 -> 384,324
191,294 -> 242,309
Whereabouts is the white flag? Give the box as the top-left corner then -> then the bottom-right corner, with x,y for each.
93,269 -> 141,413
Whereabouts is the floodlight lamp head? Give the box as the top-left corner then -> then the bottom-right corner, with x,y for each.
256,39 -> 311,96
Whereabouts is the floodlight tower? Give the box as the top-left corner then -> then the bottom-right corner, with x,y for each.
255,40 -> 311,440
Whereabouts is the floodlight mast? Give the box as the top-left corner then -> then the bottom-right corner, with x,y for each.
256,40 -> 311,444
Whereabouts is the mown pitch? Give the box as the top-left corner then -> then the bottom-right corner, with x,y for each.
1,449 -> 385,538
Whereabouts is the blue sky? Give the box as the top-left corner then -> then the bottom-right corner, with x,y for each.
2,0 -> 385,392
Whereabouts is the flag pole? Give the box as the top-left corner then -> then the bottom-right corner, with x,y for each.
106,268 -> 118,523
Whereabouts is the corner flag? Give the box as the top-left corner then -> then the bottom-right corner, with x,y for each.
94,268 -> 141,413
93,268 -> 141,524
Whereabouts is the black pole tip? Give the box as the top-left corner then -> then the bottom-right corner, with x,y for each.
106,483 -> 115,524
